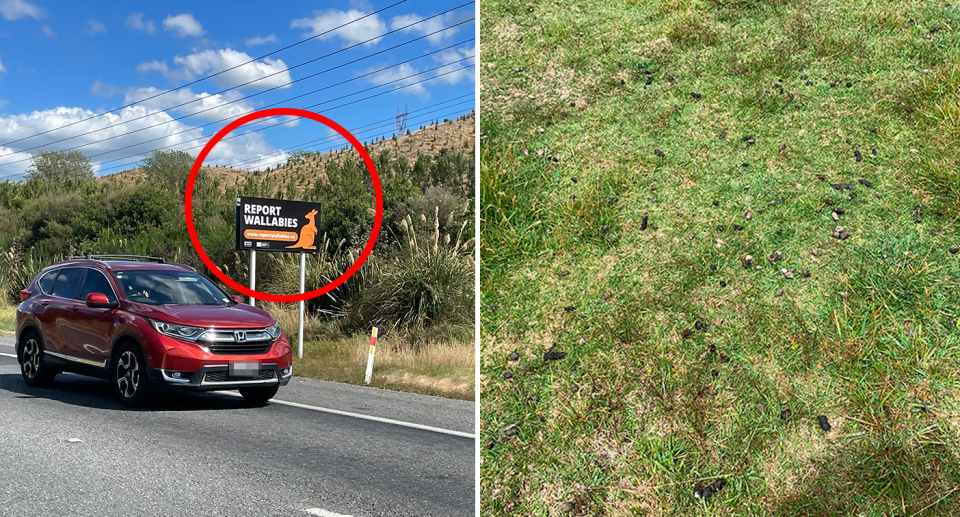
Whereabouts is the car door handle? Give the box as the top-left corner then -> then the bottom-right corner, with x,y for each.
71,306 -> 80,311
41,301 -> 50,306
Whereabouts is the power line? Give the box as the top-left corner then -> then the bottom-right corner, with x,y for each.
0,0 -> 413,149
211,101 -> 475,172
0,36 -> 474,169
79,55 -> 475,165
0,76 -> 475,182
0,9 -> 475,160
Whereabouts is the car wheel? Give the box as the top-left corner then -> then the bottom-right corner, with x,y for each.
18,331 -> 56,387
238,385 -> 279,406
113,342 -> 151,408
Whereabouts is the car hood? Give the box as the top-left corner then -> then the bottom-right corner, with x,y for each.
130,303 -> 276,329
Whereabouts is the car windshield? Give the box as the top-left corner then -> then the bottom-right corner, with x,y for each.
112,269 -> 232,306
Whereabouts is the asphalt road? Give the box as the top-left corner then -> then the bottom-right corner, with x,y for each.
0,336 -> 476,517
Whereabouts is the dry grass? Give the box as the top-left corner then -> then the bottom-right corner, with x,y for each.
293,333 -> 475,400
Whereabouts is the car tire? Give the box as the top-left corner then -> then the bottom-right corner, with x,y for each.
18,331 -> 56,387
238,385 -> 279,406
112,342 -> 151,408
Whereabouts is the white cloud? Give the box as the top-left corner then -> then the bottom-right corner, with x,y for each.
138,49 -> 291,90
41,24 -> 53,37
0,105 -> 286,180
85,20 -> 106,36
125,13 -> 156,33
0,0 -> 45,20
291,10 -> 386,47
163,13 -> 203,38
89,79 -> 118,97
361,63 -> 427,98
433,46 -> 474,84
245,34 -> 277,47
123,86 -> 258,124
390,11 -> 472,46
0,55 -> 6,74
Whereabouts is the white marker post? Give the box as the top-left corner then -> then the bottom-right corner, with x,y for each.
298,252 -> 306,359
364,327 -> 378,384
248,250 -> 256,306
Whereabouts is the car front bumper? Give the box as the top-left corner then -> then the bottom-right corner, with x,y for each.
148,363 -> 293,391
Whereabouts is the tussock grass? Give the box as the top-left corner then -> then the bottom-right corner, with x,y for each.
0,303 -> 15,333
480,0 -> 960,514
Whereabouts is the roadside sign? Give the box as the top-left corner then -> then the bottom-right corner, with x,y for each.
235,196 -> 322,253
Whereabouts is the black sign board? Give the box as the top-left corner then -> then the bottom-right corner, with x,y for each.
235,196 -> 322,253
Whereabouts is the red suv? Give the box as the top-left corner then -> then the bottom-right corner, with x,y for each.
15,255 -> 293,407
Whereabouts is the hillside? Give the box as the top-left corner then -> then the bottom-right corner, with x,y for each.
102,112 -> 475,189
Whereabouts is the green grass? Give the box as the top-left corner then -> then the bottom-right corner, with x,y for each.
0,303 -> 14,333
479,0 -> 960,514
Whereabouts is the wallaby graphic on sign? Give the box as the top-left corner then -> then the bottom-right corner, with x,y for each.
287,209 -> 318,250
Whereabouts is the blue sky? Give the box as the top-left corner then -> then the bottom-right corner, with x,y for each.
0,0 -> 476,180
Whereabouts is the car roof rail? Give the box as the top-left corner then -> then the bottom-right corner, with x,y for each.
79,255 -> 167,264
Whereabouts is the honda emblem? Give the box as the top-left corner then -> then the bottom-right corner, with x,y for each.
234,330 -> 247,342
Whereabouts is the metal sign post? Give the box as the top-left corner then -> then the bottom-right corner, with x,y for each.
249,250 -> 256,306
298,252 -> 305,358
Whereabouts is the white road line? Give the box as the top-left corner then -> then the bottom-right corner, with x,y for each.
217,391 -> 475,439
304,508 -> 354,517
0,353 -> 16,359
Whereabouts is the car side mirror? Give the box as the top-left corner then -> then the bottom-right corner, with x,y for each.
86,292 -> 118,309
231,295 -> 244,304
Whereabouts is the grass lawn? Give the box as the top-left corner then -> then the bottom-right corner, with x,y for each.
479,0 -> 960,515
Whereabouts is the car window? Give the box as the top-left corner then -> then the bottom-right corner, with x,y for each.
78,269 -> 117,303
50,268 -> 84,300
112,270 -> 232,306
38,269 -> 59,294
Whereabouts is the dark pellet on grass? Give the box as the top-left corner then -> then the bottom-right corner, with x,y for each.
489,303 -> 500,311
854,150 -> 862,162
872,148 -> 877,155
654,149 -> 665,157
775,289 -> 784,297
691,92 -> 702,99
505,426 -> 520,437
508,351 -> 519,361
559,270 -> 571,277
720,280 -> 727,287
560,502 -> 574,513
708,388 -> 718,396
640,214 -> 648,231
770,251 -> 781,262
950,247 -> 959,255
503,371 -> 513,380
544,351 -> 567,361
486,441 -> 496,450
832,183 -> 855,191
858,179 -> 873,188
564,306 -> 576,312
717,225 -> 725,232
711,369 -> 718,377
570,177 -> 578,183
732,224 -> 743,231
833,207 -> 845,215
818,415 -> 831,431
681,329 -> 694,339
720,354 -> 730,363
802,268 -> 811,278
780,409 -> 792,420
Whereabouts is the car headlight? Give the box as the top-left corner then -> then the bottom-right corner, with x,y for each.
266,322 -> 282,340
150,319 -> 206,341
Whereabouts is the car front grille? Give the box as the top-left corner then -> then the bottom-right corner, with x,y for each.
203,341 -> 274,355
203,370 -> 276,383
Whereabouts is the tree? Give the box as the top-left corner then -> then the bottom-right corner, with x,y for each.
139,150 -> 195,191
25,150 -> 94,182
